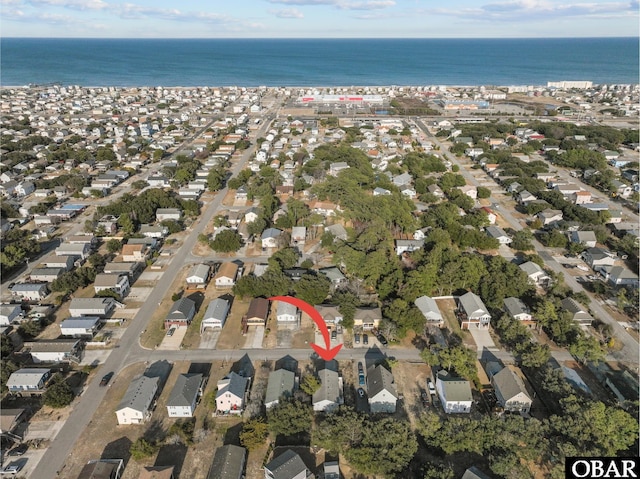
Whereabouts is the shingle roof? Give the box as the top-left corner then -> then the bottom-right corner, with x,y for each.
167,373 -> 203,408
264,369 -> 295,406
265,449 -> 309,479
207,445 -> 246,479
216,372 -> 249,401
203,298 -> 230,322
313,368 -> 340,406
492,366 -> 531,404
117,376 -> 159,413
415,296 -> 443,321
367,365 -> 397,400
458,292 -> 489,318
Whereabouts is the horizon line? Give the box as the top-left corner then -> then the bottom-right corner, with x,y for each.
2,36 -> 637,40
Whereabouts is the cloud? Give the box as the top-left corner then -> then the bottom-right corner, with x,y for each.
267,0 -> 395,10
2,7 -> 78,23
428,0 -> 637,21
27,0 -> 108,10
269,8 -> 304,18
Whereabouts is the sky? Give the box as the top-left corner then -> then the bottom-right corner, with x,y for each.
1,0 -> 638,38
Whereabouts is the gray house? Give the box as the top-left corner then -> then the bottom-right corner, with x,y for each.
11,283 -> 49,301
207,445 -> 247,479
69,297 -> 117,317
561,297 -> 593,325
457,292 -> 491,329
165,297 -> 196,329
264,449 -> 313,479
313,367 -> 343,413
201,298 -> 231,332
491,365 -> 532,414
415,295 -> 443,325
167,373 -> 205,418
264,369 -> 296,409
367,365 -> 398,413
116,375 -> 159,425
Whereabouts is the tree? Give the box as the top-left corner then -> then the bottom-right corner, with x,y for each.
43,377 -> 74,408
294,274 -> 330,305
266,399 -> 312,438
345,418 -> 418,476
209,230 -> 243,253
106,239 -> 122,254
437,345 -> 478,382
207,167 -> 226,191
300,375 -> 321,395
168,419 -> 195,445
268,247 -> 299,271
240,417 -> 269,451
313,406 -> 365,454
131,180 -> 148,190
130,438 -> 159,461
511,229 -> 534,251
477,186 -> 491,198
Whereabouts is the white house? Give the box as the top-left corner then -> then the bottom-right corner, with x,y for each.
55,242 -> 91,260
167,373 -> 204,418
116,375 -> 159,425
261,228 -> 282,248
69,297 -> 117,317
395,239 -> 424,255
291,226 -> 306,247
415,296 -> 443,325
313,367 -> 343,413
276,301 -> 298,323
216,372 -> 250,414
435,370 -> 473,414
200,298 -> 230,332
93,273 -> 130,297
264,369 -> 296,409
155,208 -> 182,222
7,368 -> 51,394
519,261 -> 550,286
485,226 -> 512,244
186,263 -> 210,287
598,265 -> 639,288
503,297 -> 533,323
0,304 -> 23,326
569,231 -> 597,248
367,365 -> 398,413
214,262 -> 239,289
26,339 -> 83,364
60,316 -> 101,338
11,283 -> 49,301
457,292 -> 491,329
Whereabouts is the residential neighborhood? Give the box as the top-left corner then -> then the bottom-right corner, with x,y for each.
0,82 -> 638,479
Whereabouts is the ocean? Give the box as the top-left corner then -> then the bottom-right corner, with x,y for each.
1,37 -> 638,87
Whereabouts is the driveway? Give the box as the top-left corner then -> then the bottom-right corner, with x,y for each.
468,328 -> 499,358
159,325 -> 187,350
199,329 -> 221,349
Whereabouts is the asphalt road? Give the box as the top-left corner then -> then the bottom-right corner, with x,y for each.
30,109 -> 277,479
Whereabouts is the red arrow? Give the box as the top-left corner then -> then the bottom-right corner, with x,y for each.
269,295 -> 342,361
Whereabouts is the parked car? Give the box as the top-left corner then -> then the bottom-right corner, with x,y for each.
7,444 -> 27,457
357,362 -> 364,373
363,334 -> 368,345
359,374 -> 365,386
331,330 -> 337,340
166,327 -> 176,337
377,334 -> 388,346
2,461 -> 24,474
357,388 -> 365,398
100,372 -> 114,387
428,380 -> 436,395
354,333 -> 360,344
